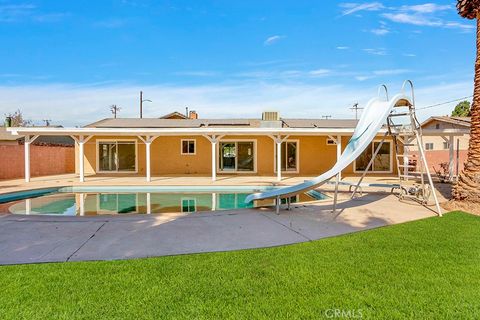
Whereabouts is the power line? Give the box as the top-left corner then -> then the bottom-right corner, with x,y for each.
417,95 -> 473,111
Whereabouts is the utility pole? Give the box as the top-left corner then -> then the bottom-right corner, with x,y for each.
139,91 -> 152,119
321,115 -> 332,120
350,103 -> 364,120
110,105 -> 121,118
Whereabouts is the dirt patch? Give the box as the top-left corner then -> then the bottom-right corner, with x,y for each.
442,200 -> 480,216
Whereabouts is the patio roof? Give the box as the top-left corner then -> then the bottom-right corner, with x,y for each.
7,126 -> 469,137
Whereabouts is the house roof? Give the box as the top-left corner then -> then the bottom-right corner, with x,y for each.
159,111 -> 188,119
421,116 -> 471,128
85,118 -> 359,129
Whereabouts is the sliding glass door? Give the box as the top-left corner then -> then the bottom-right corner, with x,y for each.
276,141 -> 298,172
99,141 -> 136,172
219,141 -> 255,172
355,141 -> 391,172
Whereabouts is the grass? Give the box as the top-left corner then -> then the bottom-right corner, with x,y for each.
1,212 -> 479,319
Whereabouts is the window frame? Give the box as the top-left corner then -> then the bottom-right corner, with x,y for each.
180,139 -> 196,155
326,138 -> 337,145
425,142 -> 434,151
353,139 -> 393,174
274,139 -> 300,174
96,139 -> 138,174
181,198 -> 197,213
217,139 -> 257,173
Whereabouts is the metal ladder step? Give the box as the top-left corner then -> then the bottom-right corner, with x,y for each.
398,164 -> 416,168
389,112 -> 411,117
399,173 -> 423,178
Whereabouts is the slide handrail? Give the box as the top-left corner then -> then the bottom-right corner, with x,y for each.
401,80 -> 415,106
377,84 -> 389,101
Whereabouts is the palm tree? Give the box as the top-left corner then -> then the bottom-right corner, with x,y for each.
453,0 -> 480,201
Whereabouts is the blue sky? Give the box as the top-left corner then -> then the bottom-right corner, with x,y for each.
0,1 -> 476,125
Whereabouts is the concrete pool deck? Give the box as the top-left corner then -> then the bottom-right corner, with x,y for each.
0,190 -> 440,265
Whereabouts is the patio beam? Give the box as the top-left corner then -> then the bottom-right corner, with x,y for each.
24,135 -> 39,183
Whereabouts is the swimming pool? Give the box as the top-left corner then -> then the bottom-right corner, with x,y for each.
0,186 -> 326,216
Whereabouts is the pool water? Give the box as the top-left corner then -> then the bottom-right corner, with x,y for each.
0,187 -> 326,216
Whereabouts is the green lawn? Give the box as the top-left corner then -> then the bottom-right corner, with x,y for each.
1,212 -> 479,319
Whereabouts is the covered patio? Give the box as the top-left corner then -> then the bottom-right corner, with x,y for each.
9,126 -> 352,183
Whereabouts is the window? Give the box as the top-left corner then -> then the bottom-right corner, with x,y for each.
219,141 -> 255,172
443,142 -> 449,150
181,198 -> 196,212
326,138 -> 336,145
181,140 -> 196,155
435,123 -> 440,129
425,143 -> 434,150
355,141 -> 391,172
275,141 -> 298,172
98,141 -> 136,172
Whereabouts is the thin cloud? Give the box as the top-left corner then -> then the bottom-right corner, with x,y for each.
399,4 -> 451,14
264,35 -> 285,46
340,2 -> 384,16
363,48 -> 387,56
0,3 -> 66,23
336,46 -> 350,50
370,27 -> 389,35
382,13 -> 442,27
340,2 -> 473,32
309,69 -> 331,77
355,75 -> 374,81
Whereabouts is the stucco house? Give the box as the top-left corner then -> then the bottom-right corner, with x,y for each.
7,112 -> 469,183
413,116 -> 470,180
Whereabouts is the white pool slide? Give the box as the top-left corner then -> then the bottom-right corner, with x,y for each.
245,93 -> 412,204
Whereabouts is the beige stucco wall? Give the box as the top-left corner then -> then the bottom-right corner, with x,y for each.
76,134 -> 399,177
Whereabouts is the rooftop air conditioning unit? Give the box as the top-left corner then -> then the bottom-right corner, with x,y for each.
262,111 -> 279,121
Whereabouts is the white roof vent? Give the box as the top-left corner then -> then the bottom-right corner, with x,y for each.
262,111 -> 279,121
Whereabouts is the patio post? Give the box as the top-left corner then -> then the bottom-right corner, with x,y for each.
212,139 -> 217,181
336,135 -> 342,180
137,136 -> 158,183
449,135 -> 454,182
146,141 -> 151,182
276,139 -> 282,181
78,136 -> 86,182
24,135 -> 39,183
76,135 -> 93,183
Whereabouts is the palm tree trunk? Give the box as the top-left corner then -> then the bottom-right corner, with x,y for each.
453,12 -> 480,201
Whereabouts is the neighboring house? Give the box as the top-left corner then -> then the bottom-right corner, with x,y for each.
0,127 -> 76,180
410,116 -> 470,178
159,110 -> 198,120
